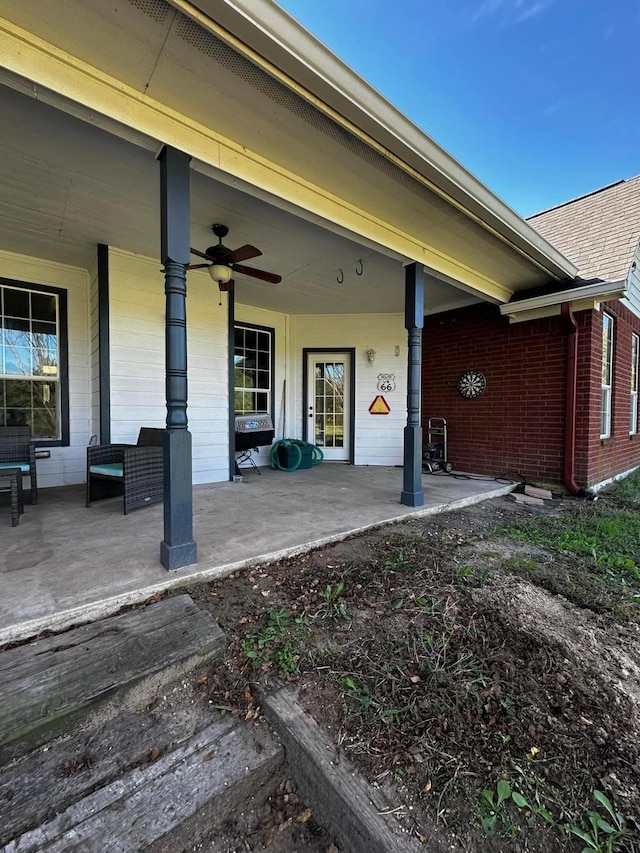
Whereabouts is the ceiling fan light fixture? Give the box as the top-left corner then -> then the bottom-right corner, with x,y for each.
209,263 -> 232,284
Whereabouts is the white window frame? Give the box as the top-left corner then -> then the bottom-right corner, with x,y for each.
601,312 -> 614,439
631,333 -> 639,435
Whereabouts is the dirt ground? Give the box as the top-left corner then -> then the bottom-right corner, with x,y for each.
180,491 -> 640,852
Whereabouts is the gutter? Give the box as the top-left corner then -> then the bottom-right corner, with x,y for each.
560,303 -> 596,500
181,0 -> 578,281
500,279 -> 627,322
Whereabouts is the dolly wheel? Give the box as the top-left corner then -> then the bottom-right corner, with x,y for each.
444,462 -> 453,473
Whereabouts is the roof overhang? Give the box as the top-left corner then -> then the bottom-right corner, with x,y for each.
182,0 -> 578,282
499,280 -> 627,324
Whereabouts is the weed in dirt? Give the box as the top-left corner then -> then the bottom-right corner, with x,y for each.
565,790 -> 628,852
477,779 -> 521,837
456,562 -> 491,588
314,581 -> 350,620
241,608 -> 302,676
394,593 -> 443,615
505,556 -> 539,571
384,550 -> 417,572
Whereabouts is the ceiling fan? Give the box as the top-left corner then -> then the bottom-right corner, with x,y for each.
188,224 -> 282,287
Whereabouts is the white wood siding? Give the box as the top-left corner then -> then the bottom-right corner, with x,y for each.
0,249 -> 90,487
291,314 -> 407,466
107,248 -> 229,484
622,244 -> 640,320
0,248 -> 410,488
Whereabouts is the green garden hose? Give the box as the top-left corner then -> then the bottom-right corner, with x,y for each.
269,438 -> 324,471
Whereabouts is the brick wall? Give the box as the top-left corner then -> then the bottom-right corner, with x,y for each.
582,300 -> 640,485
421,301 -> 640,488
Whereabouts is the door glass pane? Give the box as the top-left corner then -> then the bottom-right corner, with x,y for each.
313,360 -> 345,448
334,414 -> 344,447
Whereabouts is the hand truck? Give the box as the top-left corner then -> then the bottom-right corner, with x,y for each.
423,417 -> 453,473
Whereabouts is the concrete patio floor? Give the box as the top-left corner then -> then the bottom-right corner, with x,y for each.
0,465 -> 515,644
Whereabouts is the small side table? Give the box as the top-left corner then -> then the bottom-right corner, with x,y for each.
0,467 -> 24,527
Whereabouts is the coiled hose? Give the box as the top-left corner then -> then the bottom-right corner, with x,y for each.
269,438 -> 324,472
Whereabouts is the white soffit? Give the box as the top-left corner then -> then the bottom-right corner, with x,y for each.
500,280 -> 627,324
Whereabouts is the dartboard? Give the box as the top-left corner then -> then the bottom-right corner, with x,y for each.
458,370 -> 486,399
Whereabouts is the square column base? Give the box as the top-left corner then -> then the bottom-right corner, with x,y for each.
160,539 -> 198,571
401,489 -> 424,507
401,424 -> 424,507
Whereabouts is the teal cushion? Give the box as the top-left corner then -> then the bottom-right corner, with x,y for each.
0,462 -> 30,472
89,463 -> 123,478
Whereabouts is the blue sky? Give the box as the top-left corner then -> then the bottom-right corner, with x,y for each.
277,0 -> 639,217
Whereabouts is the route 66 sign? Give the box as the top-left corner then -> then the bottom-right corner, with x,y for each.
377,373 -> 396,392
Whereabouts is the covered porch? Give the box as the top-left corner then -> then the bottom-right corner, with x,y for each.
0,0 -> 574,613
0,465 -> 514,644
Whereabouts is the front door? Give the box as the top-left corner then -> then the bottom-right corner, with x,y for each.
306,352 -> 352,461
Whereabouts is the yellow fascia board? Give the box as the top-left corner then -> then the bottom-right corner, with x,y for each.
0,17 -> 512,304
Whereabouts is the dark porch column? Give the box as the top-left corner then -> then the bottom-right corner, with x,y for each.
401,262 -> 425,507
158,145 -> 197,570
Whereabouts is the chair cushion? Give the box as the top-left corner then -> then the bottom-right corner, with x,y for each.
0,462 -> 30,473
89,463 -> 124,478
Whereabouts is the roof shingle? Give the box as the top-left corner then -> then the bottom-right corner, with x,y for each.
526,175 -> 640,281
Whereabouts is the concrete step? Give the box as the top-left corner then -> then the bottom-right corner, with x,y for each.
2,717 -> 284,852
0,594 -> 225,764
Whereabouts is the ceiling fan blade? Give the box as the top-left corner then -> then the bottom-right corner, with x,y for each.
228,244 -> 262,264
232,264 -> 282,284
187,263 -> 211,270
190,247 -> 213,261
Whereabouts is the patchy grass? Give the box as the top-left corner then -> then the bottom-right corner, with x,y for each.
612,472 -> 640,505
497,499 -> 640,619
186,484 -> 640,853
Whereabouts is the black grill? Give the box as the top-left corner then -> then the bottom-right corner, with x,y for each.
234,413 -> 274,452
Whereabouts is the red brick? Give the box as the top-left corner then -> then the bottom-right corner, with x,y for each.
422,301 -> 640,488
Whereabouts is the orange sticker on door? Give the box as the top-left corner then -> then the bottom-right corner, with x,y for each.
369,395 -> 390,414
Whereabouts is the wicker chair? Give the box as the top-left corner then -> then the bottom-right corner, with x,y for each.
86,428 -> 164,514
0,426 -> 37,505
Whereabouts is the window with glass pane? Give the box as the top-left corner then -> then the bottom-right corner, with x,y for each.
631,333 -> 639,435
234,324 -> 273,414
600,313 -> 613,439
0,284 -> 60,439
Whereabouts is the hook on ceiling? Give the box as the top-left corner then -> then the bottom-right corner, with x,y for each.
337,268 -> 344,284
355,259 -> 364,276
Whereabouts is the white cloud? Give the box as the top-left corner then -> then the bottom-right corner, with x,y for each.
471,0 -> 552,25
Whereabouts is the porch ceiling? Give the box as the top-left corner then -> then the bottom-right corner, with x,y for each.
0,83 -> 478,315
0,0 -> 573,307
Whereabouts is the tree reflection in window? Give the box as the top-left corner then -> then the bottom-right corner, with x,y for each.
234,324 -> 273,414
0,286 -> 59,438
